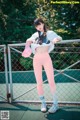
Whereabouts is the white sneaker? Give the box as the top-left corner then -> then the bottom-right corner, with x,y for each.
41,103 -> 47,112
48,104 -> 59,113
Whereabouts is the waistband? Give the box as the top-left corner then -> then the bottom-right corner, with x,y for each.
33,52 -> 50,59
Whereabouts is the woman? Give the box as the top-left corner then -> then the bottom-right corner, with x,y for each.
22,18 -> 62,113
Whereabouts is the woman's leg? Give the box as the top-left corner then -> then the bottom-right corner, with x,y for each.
43,54 -> 59,113
33,55 -> 47,112
33,56 -> 44,96
43,55 -> 56,94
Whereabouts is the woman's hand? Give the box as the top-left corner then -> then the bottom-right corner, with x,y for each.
22,41 -> 32,58
52,38 -> 61,44
26,41 -> 32,46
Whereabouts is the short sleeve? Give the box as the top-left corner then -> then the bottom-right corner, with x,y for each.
27,32 -> 38,42
47,30 -> 62,41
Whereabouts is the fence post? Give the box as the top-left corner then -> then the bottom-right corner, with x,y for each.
8,45 -> 13,103
4,45 -> 10,102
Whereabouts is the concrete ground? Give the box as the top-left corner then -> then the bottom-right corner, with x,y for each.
0,103 -> 80,120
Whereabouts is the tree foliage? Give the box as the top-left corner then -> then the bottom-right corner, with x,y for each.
0,0 -> 37,44
0,0 -> 80,45
35,0 -> 80,39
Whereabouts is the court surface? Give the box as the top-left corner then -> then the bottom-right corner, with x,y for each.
0,103 -> 80,120
0,70 -> 80,120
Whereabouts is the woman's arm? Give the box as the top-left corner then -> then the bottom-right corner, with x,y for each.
52,37 -> 62,44
26,40 -> 33,46
26,32 -> 38,44
47,30 -> 62,44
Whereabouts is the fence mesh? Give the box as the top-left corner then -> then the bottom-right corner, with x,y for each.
8,40 -> 80,103
0,45 -> 8,102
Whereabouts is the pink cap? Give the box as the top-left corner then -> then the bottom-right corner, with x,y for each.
22,47 -> 32,58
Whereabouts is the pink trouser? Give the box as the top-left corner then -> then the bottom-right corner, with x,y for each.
33,52 -> 56,96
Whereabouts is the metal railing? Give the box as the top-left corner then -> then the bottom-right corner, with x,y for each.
7,39 -> 80,103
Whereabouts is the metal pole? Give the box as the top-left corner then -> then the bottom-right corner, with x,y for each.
8,45 -> 13,103
4,45 -> 9,102
7,39 -> 80,47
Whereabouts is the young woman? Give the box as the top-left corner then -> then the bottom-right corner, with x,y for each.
22,18 -> 62,113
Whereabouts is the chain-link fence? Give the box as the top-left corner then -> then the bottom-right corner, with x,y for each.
7,39 -> 80,103
0,45 -> 9,102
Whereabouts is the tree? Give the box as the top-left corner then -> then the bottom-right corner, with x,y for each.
0,0 -> 37,44
35,0 -> 80,39
0,0 -> 80,45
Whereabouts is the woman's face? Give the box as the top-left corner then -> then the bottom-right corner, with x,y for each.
35,23 -> 44,32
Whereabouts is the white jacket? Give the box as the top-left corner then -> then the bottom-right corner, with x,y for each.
27,30 -> 62,54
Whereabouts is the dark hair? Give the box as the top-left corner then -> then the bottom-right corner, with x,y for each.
34,18 -> 48,45
33,18 -> 47,32
34,18 -> 44,25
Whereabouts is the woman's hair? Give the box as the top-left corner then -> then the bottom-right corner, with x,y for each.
33,18 -> 47,32
33,18 -> 47,45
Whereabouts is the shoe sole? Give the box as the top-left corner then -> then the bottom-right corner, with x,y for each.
41,110 -> 47,113
41,107 -> 47,113
48,108 -> 59,114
